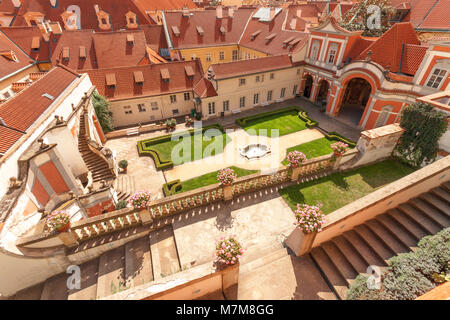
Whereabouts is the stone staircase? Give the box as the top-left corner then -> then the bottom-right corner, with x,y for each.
114,175 -> 136,202
11,225 -> 182,300
308,182 -> 450,300
78,113 -> 114,183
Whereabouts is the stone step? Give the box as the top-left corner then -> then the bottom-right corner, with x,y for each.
442,181 -> 450,192
40,273 -> 69,300
430,187 -> 450,204
409,198 -> 449,228
387,209 -> 429,241
375,214 -> 418,249
96,247 -> 126,299
12,283 -> 44,300
239,239 -> 284,266
398,203 -> 441,234
240,247 -> 288,275
332,235 -> 368,274
320,241 -> 358,285
364,220 -> 409,254
419,193 -> 450,218
149,225 -> 181,280
67,258 -> 99,300
310,247 -> 348,300
353,224 -> 393,262
124,237 -> 154,289
342,230 -> 386,267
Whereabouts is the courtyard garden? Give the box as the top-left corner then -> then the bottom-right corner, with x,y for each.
163,166 -> 259,196
137,124 -> 231,170
236,106 -> 318,137
279,160 -> 415,214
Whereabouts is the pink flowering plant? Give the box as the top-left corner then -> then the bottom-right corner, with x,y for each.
294,203 -> 326,233
46,210 -> 70,231
128,190 -> 152,210
286,150 -> 307,168
215,236 -> 244,266
330,142 -> 348,157
217,168 -> 237,186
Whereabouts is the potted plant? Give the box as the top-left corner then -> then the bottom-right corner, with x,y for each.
118,159 -> 128,174
128,190 -> 153,224
185,116 -> 193,127
217,168 -> 237,201
330,141 -> 348,157
286,151 -> 307,181
115,200 -> 128,210
215,235 -> 244,267
46,210 -> 71,233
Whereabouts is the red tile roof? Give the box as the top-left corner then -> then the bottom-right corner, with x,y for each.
0,126 -> 24,157
133,0 -> 197,11
85,59 -> 203,101
140,25 -> 168,53
357,23 -> 422,73
193,77 -> 217,98
0,26 -> 51,62
417,0 -> 450,31
0,65 -> 79,132
164,8 -> 255,49
92,30 -> 149,69
400,44 -> 428,75
1,0 -> 152,31
0,31 -> 36,80
239,8 -> 308,55
343,37 -> 376,61
208,54 -> 294,80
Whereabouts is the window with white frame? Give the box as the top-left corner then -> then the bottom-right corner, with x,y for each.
327,43 -> 338,64
191,54 -> 196,60
232,50 -> 238,61
206,53 -> 211,62
426,68 -> 447,89
124,106 -> 132,114
151,102 -> 158,110
270,73 -> 274,80
240,96 -> 245,108
310,39 -> 320,60
280,88 -> 286,98
208,102 -> 216,114
184,92 -> 190,101
219,51 -> 225,60
223,100 -> 229,111
137,103 -> 146,112
253,93 -> 259,105
256,75 -> 260,82
239,78 -> 246,86
172,109 -> 179,115
267,90 -> 273,101
170,95 -> 177,103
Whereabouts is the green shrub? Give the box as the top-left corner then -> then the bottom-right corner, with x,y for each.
115,200 -> 127,210
325,132 -> 357,148
346,228 -> 450,300
118,160 -> 128,168
236,106 -> 319,128
163,180 -> 182,197
298,111 -> 318,128
92,92 -> 114,133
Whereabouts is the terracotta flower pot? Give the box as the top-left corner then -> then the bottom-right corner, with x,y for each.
57,222 -> 70,233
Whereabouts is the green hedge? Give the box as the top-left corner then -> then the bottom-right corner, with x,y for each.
162,180 -> 182,197
324,131 -> 356,148
236,106 -> 318,128
137,124 -> 226,171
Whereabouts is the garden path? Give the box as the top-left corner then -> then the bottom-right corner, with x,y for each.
165,127 -> 324,182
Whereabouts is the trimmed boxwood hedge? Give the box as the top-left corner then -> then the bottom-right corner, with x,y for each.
163,180 -> 182,196
236,106 -> 318,128
324,131 -> 356,148
137,124 -> 227,171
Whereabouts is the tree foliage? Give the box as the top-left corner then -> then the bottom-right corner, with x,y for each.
347,228 -> 450,300
92,92 -> 114,133
394,102 -> 447,167
339,0 -> 394,36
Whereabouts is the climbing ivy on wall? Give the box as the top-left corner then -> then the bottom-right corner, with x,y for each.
394,102 -> 447,167
92,92 -> 114,133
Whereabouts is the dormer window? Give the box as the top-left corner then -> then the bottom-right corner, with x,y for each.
426,68 -> 447,89
220,26 -> 226,34
134,71 -> 144,85
105,73 -> 117,87
79,46 -> 86,59
196,26 -> 204,36
31,36 -> 40,51
161,68 -> 170,82
265,33 -> 276,43
127,34 -> 135,46
101,18 -> 107,25
282,37 -> 295,48
62,47 -> 70,60
327,43 -> 339,64
172,26 -> 180,37
250,30 -> 261,40
185,65 -> 195,79
0,50 -> 18,62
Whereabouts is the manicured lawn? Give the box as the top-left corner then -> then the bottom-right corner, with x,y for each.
150,130 -> 231,166
281,138 -> 335,165
176,166 -> 259,194
279,160 -> 415,214
239,110 -> 308,137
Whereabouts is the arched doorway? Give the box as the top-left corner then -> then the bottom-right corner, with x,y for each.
316,80 -> 329,104
303,75 -> 313,99
337,77 -> 372,126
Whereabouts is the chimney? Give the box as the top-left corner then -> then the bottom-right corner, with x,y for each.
182,7 -> 190,17
12,0 -> 21,8
50,0 -> 57,7
216,5 -> 223,19
94,4 -> 100,14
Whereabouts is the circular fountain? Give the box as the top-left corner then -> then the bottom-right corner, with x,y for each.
239,143 -> 271,160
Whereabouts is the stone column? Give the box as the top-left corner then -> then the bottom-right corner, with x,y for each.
58,230 -> 79,248
223,185 -> 233,201
139,208 -> 153,225
285,228 -> 317,256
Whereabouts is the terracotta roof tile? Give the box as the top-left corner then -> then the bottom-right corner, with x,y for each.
417,0 -> 450,31
1,26 -> 51,62
0,31 -> 36,80
400,44 -> 428,75
0,126 -> 24,157
0,65 -> 79,133
133,0 -> 197,11
140,25 -> 168,54
164,8 -> 254,49
209,54 -> 294,80
193,77 -> 217,98
85,60 -> 203,101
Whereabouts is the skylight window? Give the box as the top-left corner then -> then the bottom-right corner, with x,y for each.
42,93 -> 55,100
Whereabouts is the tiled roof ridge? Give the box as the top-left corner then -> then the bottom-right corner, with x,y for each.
92,29 -> 146,35
209,53 -> 292,68
0,29 -> 37,63
416,0 -> 441,28
81,58 -> 200,73
55,63 -> 81,77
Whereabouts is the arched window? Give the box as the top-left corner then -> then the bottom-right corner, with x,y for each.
310,40 -> 320,60
327,43 -> 339,64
